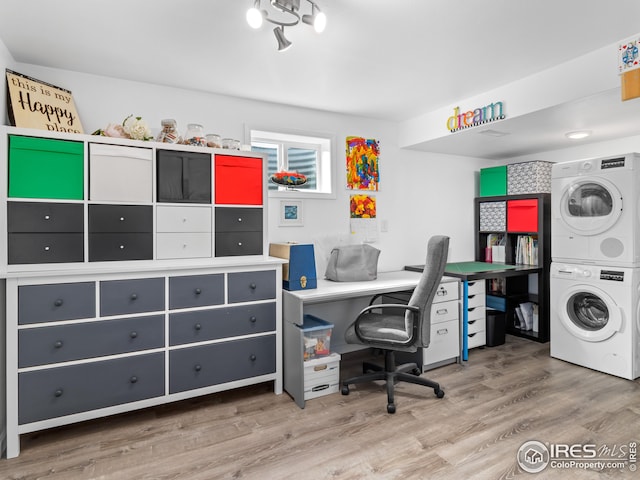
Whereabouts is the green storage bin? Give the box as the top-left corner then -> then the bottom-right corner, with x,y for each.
8,135 -> 84,200
479,165 -> 507,197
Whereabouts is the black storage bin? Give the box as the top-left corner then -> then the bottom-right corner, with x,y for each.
486,309 -> 506,347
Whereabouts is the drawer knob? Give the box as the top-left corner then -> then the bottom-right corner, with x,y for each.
130,376 -> 138,384
130,331 -> 138,339
237,217 -> 243,222
436,308 -> 448,315
54,340 -> 64,349
120,245 -> 125,250
194,364 -> 202,372
238,242 -> 243,246
130,293 -> 138,300
194,323 -> 202,331
194,288 -> 202,295
54,389 -> 64,397
44,215 -> 51,220
120,217 -> 125,222
249,354 -> 257,362
249,316 -> 257,323
250,283 -> 256,290
436,290 -> 447,296
54,299 -> 64,307
437,328 -> 448,335
44,246 -> 51,252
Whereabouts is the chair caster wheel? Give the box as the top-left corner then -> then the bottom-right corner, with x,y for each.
341,386 -> 350,396
387,403 -> 396,414
411,367 -> 421,376
435,388 -> 445,398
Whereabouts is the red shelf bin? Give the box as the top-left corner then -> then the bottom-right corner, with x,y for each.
507,199 -> 538,232
215,155 -> 263,205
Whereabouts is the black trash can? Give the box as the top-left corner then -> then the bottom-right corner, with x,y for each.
486,309 -> 506,347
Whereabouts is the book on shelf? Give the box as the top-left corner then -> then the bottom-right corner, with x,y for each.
485,233 -> 505,263
515,235 -> 538,266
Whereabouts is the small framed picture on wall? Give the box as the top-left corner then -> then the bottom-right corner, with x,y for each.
279,200 -> 303,226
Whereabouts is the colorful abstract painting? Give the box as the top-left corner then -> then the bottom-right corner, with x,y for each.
350,194 -> 376,218
346,136 -> 379,190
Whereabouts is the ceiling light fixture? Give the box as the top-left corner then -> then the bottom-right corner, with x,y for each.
246,0 -> 326,51
565,130 -> 592,140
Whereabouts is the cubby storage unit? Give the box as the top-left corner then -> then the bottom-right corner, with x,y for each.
474,193 -> 551,342
0,126 -> 284,458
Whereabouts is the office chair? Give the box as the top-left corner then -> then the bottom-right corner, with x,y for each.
341,235 -> 450,413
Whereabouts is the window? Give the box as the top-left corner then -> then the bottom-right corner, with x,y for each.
249,129 -> 334,198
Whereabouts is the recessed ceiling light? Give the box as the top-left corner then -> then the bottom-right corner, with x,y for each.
565,130 -> 591,140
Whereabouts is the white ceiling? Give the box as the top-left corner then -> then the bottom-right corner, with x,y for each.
2,0 -> 640,159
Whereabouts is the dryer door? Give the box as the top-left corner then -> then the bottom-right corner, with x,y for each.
558,177 -> 623,236
558,284 -> 622,342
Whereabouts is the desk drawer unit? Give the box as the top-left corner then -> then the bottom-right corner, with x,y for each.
19,352 -> 165,424
169,335 -> 276,394
422,278 -> 460,369
465,280 -> 486,349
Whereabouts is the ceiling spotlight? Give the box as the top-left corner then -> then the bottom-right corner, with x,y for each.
273,26 -> 292,52
247,0 -> 326,51
565,130 -> 592,140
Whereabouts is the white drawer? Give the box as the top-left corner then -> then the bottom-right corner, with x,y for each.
89,143 -> 153,203
467,293 -> 485,309
156,233 -> 212,259
423,318 -> 459,366
467,280 -> 486,295
467,306 -> 486,322
157,206 -> 212,232
467,330 -> 486,349
434,281 -> 459,303
467,317 -> 486,334
431,299 -> 458,325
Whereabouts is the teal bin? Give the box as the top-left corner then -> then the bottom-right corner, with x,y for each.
479,165 -> 507,197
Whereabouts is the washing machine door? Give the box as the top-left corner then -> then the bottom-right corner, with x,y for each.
558,177 -> 623,236
559,284 -> 622,342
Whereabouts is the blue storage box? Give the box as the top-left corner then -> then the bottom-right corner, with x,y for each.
300,314 -> 333,361
269,242 -> 317,290
486,294 -> 506,312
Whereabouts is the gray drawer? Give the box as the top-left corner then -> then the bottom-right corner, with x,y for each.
19,352 -> 164,424
19,315 -> 165,367
19,282 -> 96,325
8,202 -> 84,233
215,207 -> 262,232
228,270 -> 276,303
88,204 -> 153,233
9,233 -> 84,264
169,335 -> 276,394
215,232 -> 263,257
100,277 -> 165,316
89,232 -> 153,261
169,274 -> 224,310
169,302 -> 276,346
157,149 -> 212,204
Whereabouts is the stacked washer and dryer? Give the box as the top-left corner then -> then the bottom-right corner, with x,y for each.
550,153 -> 640,380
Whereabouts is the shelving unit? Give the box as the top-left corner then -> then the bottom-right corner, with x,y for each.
474,193 -> 551,342
0,126 -> 285,458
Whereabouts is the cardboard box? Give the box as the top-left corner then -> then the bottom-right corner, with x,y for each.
269,242 -> 317,290
304,353 -> 341,400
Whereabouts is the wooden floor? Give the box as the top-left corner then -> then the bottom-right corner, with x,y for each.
2,336 -> 640,479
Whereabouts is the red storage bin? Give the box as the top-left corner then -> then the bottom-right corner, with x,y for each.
507,199 -> 538,232
215,155 -> 263,205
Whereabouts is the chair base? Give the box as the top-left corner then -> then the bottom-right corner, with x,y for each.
341,350 -> 444,413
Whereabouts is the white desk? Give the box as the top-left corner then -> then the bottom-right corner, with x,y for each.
283,271 -> 457,408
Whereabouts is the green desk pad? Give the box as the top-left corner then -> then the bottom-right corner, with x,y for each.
445,261 -> 517,273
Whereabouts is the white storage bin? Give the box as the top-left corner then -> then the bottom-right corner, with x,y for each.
304,353 -> 340,400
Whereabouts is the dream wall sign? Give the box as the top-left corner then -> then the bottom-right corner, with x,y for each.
346,136 -> 380,191
446,101 -> 505,132
6,69 -> 84,133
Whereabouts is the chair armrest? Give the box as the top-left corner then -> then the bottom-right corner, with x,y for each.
354,304 -> 421,346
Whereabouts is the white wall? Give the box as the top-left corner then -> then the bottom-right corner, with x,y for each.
5,60 -> 492,274
510,134 -> 640,163
0,39 -> 13,125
